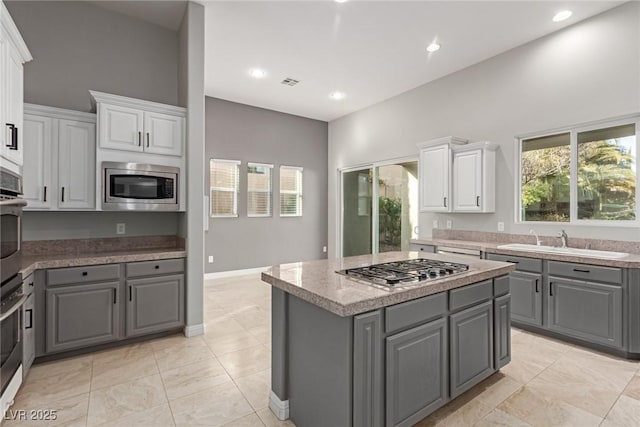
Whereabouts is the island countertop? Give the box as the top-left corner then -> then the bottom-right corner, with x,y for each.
261,251 -> 516,317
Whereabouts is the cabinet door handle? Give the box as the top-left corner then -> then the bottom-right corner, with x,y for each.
443,197 -> 447,208
43,186 -> 47,202
138,131 -> 142,146
61,187 -> 65,202
5,124 -> 17,150
573,268 -> 590,273
535,279 -> 539,293
549,282 -> 553,297
113,288 -> 117,304
25,309 -> 33,329
129,286 -> 132,302
476,196 -> 480,207
146,132 -> 150,148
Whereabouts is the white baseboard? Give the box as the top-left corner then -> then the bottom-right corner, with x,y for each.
204,266 -> 269,281
184,323 -> 205,337
268,390 -> 289,421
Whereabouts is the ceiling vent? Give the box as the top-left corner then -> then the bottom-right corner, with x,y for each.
281,78 -> 300,86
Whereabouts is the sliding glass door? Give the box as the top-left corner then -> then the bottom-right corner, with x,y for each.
341,160 -> 418,257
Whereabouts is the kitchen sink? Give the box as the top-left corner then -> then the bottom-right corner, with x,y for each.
496,243 -> 628,259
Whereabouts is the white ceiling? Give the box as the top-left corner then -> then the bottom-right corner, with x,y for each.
204,1 -> 624,122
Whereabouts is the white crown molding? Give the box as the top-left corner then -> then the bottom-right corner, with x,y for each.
90,90 -> 187,116
24,103 -> 97,123
1,2 -> 32,62
452,140 -> 499,152
417,136 -> 468,149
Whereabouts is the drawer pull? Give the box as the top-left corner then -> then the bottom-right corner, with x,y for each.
573,268 -> 590,273
155,265 -> 160,269
82,272 -> 88,276
506,260 -> 519,264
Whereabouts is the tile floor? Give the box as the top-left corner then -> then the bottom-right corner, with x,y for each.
5,273 -> 640,426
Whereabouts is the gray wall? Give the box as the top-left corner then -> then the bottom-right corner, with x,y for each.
5,0 -> 179,112
22,212 -> 178,241
328,3 -> 640,258
205,97 -> 328,273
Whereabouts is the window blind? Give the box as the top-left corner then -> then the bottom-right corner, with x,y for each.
210,159 -> 240,217
248,163 -> 273,217
280,166 -> 303,217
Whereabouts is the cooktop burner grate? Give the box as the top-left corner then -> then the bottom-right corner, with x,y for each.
337,258 -> 470,288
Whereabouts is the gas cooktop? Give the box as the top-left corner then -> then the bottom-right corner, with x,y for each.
337,258 -> 470,288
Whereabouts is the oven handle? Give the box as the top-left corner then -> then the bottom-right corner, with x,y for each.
0,294 -> 27,322
0,199 -> 27,207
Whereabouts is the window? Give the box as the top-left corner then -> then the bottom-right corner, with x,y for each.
519,118 -> 638,223
210,159 -> 240,217
280,166 -> 303,217
248,163 -> 273,217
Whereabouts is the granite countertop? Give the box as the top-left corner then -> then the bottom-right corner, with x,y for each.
412,238 -> 640,268
261,251 -> 515,317
20,248 -> 187,278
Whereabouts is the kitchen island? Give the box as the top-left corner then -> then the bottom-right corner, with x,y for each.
261,251 -> 516,427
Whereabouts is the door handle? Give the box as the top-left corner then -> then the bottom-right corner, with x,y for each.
61,186 -> 65,202
129,286 -> 132,302
146,132 -> 150,148
549,282 -> 553,296
43,186 -> 47,202
443,197 -> 447,208
6,123 -> 17,150
138,131 -> 142,146
113,288 -> 117,304
476,196 -> 480,207
25,309 -> 33,329
535,279 -> 539,293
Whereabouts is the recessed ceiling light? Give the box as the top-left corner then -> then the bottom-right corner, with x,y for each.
552,10 -> 572,22
330,92 -> 345,100
335,0 -> 348,3
249,68 -> 266,79
426,42 -> 441,53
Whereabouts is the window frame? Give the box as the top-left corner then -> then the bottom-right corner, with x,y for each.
279,165 -> 304,217
516,115 -> 640,227
210,159 -> 240,218
247,162 -> 274,218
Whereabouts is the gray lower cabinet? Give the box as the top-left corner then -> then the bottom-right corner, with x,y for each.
386,317 -> 448,427
450,300 -> 494,398
46,281 -> 120,353
22,293 -> 35,377
509,271 -> 542,326
353,311 -> 383,427
126,274 -> 185,337
547,277 -> 623,348
494,294 -> 511,369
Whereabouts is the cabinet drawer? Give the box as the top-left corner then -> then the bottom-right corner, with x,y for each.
385,292 -> 447,334
548,261 -> 622,284
409,244 -> 436,254
47,264 -> 120,286
126,258 -> 185,278
486,253 -> 542,273
493,275 -> 510,297
449,280 -> 493,312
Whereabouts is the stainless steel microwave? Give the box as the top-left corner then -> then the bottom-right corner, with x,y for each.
102,162 -> 179,211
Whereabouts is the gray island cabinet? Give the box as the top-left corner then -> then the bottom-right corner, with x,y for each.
261,252 -> 516,427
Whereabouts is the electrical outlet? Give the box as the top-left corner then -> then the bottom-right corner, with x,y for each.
432,219 -> 438,229
497,222 -> 505,232
116,223 -> 125,235
322,246 -> 327,253
446,220 -> 452,229
208,256 -> 214,263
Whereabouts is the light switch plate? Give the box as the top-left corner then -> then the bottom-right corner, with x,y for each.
497,222 -> 505,232
446,220 -> 452,229
116,223 -> 125,235
208,256 -> 214,263
432,219 -> 438,229
322,246 -> 327,253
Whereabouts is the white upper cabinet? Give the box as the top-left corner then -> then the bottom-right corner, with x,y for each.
58,119 -> 96,209
91,91 -> 185,157
22,104 -> 96,211
418,137 -> 468,212
452,142 -> 497,213
0,2 -> 32,172
23,114 -> 53,209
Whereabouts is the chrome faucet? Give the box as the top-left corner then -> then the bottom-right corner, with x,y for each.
529,229 -> 541,246
558,229 -> 568,248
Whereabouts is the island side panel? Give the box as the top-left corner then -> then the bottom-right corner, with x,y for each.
271,288 -> 289,404
288,294 -> 354,427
